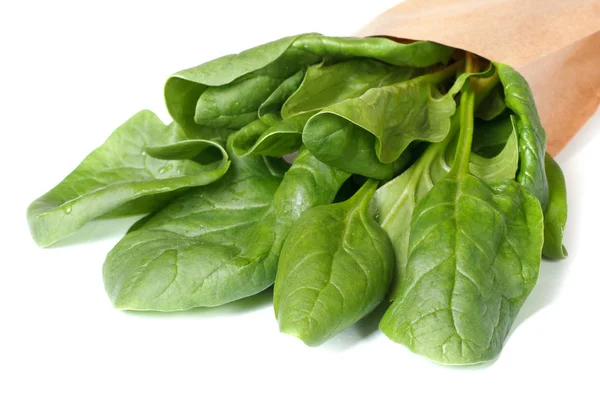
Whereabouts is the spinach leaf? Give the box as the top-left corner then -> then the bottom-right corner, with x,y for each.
103,135 -> 283,310
234,147 -> 350,291
542,153 -> 568,259
281,59 -> 416,118
454,115 -> 519,181
104,145 -> 349,310
475,84 -> 506,121
472,111 -> 514,157
495,63 -> 549,209
165,35 -> 303,134
373,113 -> 519,298
469,128 -> 518,181
231,113 -> 312,157
27,110 -> 230,247
290,35 -> 454,67
302,62 -> 465,179
258,69 -> 305,119
29,32 -> 562,362
380,177 -> 544,364
193,48 -> 320,129
303,116 -> 397,180
380,65 -> 544,364
274,180 -> 394,346
165,34 -> 454,135
262,153 -> 290,177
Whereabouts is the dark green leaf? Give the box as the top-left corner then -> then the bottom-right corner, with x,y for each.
303,116 -> 397,179
472,111 -> 514,157
165,35 -> 303,134
193,48 -> 319,129
495,63 -> 549,209
475,84 -> 506,121
166,34 -> 454,135
542,153 -> 568,259
258,69 -> 305,119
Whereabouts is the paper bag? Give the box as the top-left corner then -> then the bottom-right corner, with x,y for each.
358,0 -> 600,156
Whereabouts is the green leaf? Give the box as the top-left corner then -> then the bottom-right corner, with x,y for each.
193,48 -> 320,129
274,180 -> 394,346
455,114 -> 519,182
231,113 -> 312,157
27,110 -> 230,247
475,84 -> 506,121
126,214 -> 154,234
472,111 -> 514,157
281,59 -> 416,118
258,69 -> 305,119
373,141 -> 451,298
103,145 -> 349,310
469,127 -> 518,181
372,115 -> 518,298
380,68 -> 543,364
165,35 -> 303,134
303,116 -> 397,179
103,138 -> 283,310
303,63 -> 466,179
165,34 -> 454,135
290,35 -> 454,67
542,153 -> 568,259
380,177 -> 543,364
495,63 -> 549,209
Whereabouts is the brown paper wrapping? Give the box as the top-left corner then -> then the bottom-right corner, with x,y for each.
358,0 -> 600,156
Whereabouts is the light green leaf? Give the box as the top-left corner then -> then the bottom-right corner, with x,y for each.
231,113 -> 312,157
281,59 -> 416,118
372,113 -> 518,297
27,110 -> 230,247
103,145 -> 349,310
274,180 -> 394,346
303,63 -> 466,178
103,137 -> 283,311
469,125 -> 518,181
380,69 -> 543,364
290,35 -> 454,67
380,177 -> 543,364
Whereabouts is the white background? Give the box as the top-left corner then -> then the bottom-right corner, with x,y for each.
1,1 -> 599,399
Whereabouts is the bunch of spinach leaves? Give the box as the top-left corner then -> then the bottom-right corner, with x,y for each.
28,33 -> 568,365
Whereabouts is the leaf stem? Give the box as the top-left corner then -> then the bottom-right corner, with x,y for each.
451,53 -> 478,176
355,179 -> 379,202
